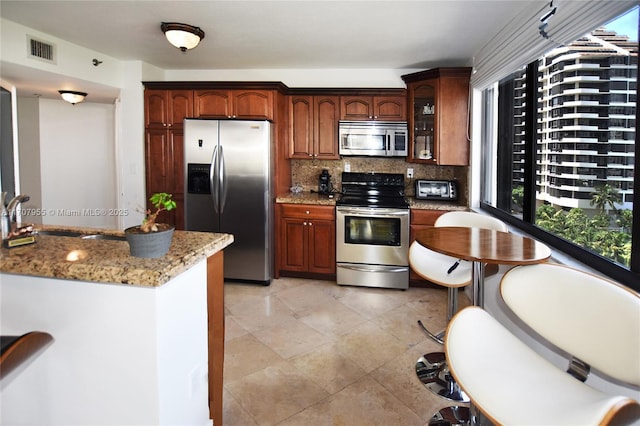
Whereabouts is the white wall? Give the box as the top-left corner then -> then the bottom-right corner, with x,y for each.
38,98 -> 117,228
16,96 -> 43,223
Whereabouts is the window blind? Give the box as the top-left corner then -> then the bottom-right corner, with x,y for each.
471,0 -> 636,89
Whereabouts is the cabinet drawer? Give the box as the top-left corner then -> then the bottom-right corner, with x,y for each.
411,209 -> 447,226
280,204 -> 335,220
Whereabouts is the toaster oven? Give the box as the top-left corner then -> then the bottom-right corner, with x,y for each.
415,180 -> 458,201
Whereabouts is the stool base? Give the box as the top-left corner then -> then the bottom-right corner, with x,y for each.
429,406 -> 470,426
416,352 -> 470,403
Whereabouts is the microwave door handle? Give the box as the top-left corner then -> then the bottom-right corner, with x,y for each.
387,134 -> 391,152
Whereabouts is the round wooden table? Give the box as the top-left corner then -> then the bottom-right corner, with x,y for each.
416,227 -> 552,308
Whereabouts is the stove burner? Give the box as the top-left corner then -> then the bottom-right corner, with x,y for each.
337,172 -> 409,209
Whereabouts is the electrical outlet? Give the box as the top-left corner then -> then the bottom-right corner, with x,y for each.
407,168 -> 414,178
344,163 -> 351,172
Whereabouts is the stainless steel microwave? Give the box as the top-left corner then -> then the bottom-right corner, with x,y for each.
415,180 -> 458,201
339,121 -> 408,157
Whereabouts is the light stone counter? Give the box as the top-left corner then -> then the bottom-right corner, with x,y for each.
0,225 -> 233,287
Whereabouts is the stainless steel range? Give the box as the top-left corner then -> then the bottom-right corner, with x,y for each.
336,172 -> 410,290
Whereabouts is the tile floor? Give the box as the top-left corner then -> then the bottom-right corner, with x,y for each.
223,277 -> 470,426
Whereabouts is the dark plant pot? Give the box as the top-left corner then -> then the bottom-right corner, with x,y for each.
124,224 -> 174,258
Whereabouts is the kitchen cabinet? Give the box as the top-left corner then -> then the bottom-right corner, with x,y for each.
144,90 -> 192,230
340,95 -> 406,121
289,95 -> 340,159
144,129 -> 184,229
402,68 -> 471,165
278,204 -> 336,276
144,89 -> 193,129
194,89 -> 274,120
409,209 -> 447,283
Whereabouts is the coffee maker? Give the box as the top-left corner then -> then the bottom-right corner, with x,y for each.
318,169 -> 331,194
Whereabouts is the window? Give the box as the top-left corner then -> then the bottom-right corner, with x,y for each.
480,8 -> 639,291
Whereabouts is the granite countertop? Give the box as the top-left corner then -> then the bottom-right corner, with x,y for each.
276,192 -> 337,205
0,225 -> 233,287
276,191 -> 467,211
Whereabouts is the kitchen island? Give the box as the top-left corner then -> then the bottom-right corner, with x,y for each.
0,226 -> 233,426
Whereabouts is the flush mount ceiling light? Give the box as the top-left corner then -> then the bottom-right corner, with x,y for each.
161,22 -> 205,52
58,90 -> 87,105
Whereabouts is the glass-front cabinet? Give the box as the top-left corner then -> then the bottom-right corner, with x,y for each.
402,68 -> 472,165
411,82 -> 436,160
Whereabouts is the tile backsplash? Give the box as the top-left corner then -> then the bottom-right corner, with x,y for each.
290,158 -> 469,205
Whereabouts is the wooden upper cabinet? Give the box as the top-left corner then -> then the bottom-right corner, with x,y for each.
144,90 -> 193,129
374,96 -> 406,121
340,95 -> 406,121
289,95 -> 339,160
314,96 -> 340,159
403,67 -> 471,166
289,96 -> 313,158
194,89 -> 274,120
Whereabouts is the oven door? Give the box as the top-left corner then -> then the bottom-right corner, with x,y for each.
336,206 -> 409,266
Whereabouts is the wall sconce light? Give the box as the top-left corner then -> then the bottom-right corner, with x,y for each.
58,90 -> 87,105
161,22 -> 205,52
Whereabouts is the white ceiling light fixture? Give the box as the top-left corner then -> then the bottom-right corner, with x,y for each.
161,22 -> 205,52
58,90 -> 87,105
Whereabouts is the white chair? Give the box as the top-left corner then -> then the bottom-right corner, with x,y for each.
445,263 -> 640,425
409,211 -> 509,344
411,211 -> 508,411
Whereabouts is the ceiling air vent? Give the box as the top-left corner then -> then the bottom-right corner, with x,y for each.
27,36 -> 56,64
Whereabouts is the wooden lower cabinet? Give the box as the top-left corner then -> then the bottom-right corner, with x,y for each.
410,209 -> 448,283
278,204 -> 336,277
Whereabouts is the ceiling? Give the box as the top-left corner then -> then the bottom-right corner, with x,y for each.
0,0 -> 535,101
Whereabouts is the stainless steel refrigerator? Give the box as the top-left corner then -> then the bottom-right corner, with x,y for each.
184,119 -> 273,284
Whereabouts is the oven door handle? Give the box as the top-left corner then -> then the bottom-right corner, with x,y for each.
339,264 -> 408,273
337,207 -> 408,218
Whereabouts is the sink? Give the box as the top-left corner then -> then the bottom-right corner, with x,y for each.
36,230 -> 125,241
36,230 -> 83,238
81,234 -> 126,241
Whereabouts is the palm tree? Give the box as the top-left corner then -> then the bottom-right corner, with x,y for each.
590,183 -> 622,213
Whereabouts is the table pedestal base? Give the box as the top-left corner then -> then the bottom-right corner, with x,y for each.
429,405 -> 470,426
416,352 -> 470,402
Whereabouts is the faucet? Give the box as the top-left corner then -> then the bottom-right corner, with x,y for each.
6,194 -> 30,232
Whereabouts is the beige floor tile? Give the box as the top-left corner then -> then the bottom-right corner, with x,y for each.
225,316 -> 249,341
225,360 -> 329,426
223,389 -> 259,426
371,346 -> 466,421
252,316 -> 331,359
277,376 -> 423,426
333,320 -> 408,373
372,302 -> 432,347
336,286 -> 410,319
224,334 -> 283,382
223,278 -> 457,425
227,294 -> 295,333
275,281 -> 340,313
296,299 -> 368,337
290,341 -> 368,394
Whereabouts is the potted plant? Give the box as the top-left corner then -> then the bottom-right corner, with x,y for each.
125,192 -> 177,258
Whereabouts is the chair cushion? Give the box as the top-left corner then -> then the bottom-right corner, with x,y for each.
409,241 -> 471,287
446,307 -> 640,425
500,264 -> 640,387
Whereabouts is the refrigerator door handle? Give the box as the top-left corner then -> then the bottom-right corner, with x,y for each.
210,146 -> 219,213
219,145 -> 227,214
